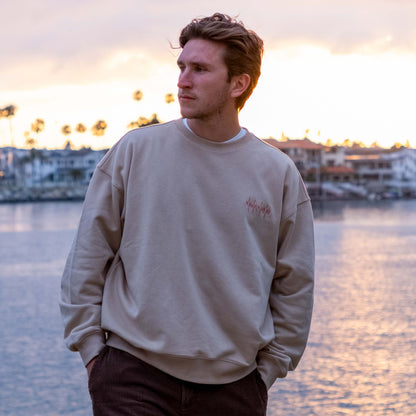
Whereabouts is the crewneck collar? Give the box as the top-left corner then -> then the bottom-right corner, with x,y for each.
182,118 -> 246,144
175,119 -> 251,152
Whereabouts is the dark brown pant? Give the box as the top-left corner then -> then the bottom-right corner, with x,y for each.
88,346 -> 268,416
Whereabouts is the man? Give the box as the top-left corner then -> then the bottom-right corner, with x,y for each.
60,13 -> 314,416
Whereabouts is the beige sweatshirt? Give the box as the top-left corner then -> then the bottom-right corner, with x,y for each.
60,119 -> 314,389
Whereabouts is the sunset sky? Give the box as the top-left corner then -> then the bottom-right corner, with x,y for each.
1,0 -> 416,149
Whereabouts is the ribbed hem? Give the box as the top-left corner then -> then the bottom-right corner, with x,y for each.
107,333 -> 256,385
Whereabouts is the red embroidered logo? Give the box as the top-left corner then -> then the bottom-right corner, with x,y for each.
246,197 -> 271,218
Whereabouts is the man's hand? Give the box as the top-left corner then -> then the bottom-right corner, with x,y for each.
86,357 -> 97,378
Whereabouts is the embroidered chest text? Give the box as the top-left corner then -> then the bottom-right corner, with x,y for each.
246,197 -> 272,219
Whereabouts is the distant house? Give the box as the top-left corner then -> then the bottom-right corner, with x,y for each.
0,147 -> 15,185
345,148 -> 416,196
264,138 -> 325,179
47,148 -> 107,185
262,138 -> 416,198
320,165 -> 356,183
321,145 -> 346,167
0,146 -> 107,189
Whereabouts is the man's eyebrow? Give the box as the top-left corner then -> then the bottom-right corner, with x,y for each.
177,59 -> 210,67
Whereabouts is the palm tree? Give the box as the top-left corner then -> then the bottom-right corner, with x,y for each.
24,131 -> 36,148
148,113 -> 160,125
351,141 -> 365,149
133,90 -> 143,102
165,93 -> 175,104
31,118 -> 45,147
61,125 -> 72,149
391,142 -> 407,150
64,139 -> 74,149
391,140 -> 411,150
127,115 -> 160,130
139,116 -> 151,126
61,125 -> 72,136
75,123 -> 87,133
132,90 -> 144,128
0,104 -> 18,146
75,123 -> 87,148
91,120 -> 108,137
127,114 -> 161,130
126,121 -> 140,130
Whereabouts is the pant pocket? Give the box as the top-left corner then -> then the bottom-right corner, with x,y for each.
88,346 -> 109,394
254,369 -> 268,408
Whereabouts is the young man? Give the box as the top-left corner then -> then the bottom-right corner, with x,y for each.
60,13 -> 314,416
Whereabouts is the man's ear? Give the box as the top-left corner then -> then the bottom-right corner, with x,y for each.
230,74 -> 251,98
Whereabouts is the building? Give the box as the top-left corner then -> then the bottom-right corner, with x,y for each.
320,165 -> 356,183
13,147 -> 107,188
47,148 -> 107,185
263,138 -> 416,199
0,146 -> 108,202
321,145 -> 346,167
3,139 -> 416,202
345,148 -> 416,197
264,138 -> 325,180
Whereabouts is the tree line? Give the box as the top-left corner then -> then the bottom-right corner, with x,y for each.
1,94 -> 413,150
0,91 -> 175,149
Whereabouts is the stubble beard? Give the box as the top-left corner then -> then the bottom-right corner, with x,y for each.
180,90 -> 230,122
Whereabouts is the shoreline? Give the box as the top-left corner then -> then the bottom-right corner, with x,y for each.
1,185 -> 412,204
0,186 -> 87,204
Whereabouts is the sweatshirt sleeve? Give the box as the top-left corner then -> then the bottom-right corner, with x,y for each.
60,157 -> 124,366
256,176 -> 315,389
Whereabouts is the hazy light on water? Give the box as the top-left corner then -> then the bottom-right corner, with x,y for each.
268,200 -> 416,415
0,200 -> 415,415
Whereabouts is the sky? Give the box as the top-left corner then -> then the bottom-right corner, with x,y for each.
1,0 -> 416,149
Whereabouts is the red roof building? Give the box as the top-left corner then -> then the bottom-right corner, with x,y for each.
263,138 -> 325,178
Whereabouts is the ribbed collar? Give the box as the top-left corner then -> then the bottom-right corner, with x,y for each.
174,119 -> 253,152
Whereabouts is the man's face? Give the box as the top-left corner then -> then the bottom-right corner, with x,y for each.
177,38 -> 235,122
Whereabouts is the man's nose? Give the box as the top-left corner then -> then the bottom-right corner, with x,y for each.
178,70 -> 192,89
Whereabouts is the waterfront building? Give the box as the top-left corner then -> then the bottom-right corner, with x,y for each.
263,138 -> 325,179
321,145 -> 346,167
2,140 -> 416,201
46,148 -> 107,186
345,148 -> 416,197
264,138 -> 416,199
0,146 -> 108,202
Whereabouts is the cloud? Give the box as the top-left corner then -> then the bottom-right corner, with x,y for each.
255,0 -> 416,53
1,0 -> 184,89
1,0 -> 415,90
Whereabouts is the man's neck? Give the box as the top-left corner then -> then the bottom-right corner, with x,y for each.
186,115 -> 241,143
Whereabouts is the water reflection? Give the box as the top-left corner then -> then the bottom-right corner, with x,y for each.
0,201 -> 83,232
0,200 -> 415,415
312,199 -> 416,225
269,199 -> 416,415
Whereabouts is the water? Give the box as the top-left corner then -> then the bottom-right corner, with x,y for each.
0,200 -> 415,415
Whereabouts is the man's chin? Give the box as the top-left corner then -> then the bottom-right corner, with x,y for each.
180,111 -> 196,120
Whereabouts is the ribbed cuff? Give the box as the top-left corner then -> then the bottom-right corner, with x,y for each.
79,332 -> 106,366
256,350 -> 287,389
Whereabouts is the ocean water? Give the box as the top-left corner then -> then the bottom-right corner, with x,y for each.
0,200 -> 415,415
